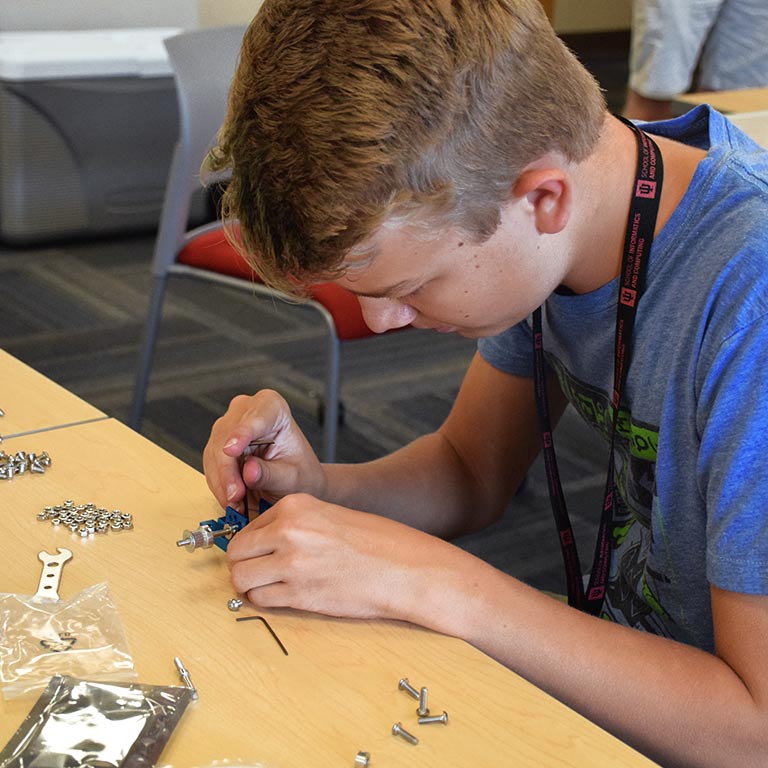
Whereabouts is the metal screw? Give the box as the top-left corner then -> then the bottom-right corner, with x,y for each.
176,523 -> 239,552
392,722 -> 418,745
227,598 -> 244,611
398,677 -> 420,700
417,686 -> 429,717
418,711 -> 449,725
174,656 -> 198,700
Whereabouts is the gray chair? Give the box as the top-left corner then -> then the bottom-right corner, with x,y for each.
129,25 -> 400,460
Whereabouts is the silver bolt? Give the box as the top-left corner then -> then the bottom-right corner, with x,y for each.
417,686 -> 429,717
176,523 -> 239,552
227,598 -> 244,611
418,711 -> 449,725
398,677 -> 420,700
392,722 -> 418,745
174,656 -> 198,700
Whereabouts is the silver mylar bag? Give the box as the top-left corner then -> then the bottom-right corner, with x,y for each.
0,674 -> 194,767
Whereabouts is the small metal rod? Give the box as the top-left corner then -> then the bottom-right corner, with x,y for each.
240,441 -> 274,518
173,656 -> 199,699
236,615 -> 289,655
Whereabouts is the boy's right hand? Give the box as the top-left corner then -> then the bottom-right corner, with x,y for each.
202,389 -> 327,512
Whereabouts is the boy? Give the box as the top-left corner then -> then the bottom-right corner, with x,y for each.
203,1 -> 768,764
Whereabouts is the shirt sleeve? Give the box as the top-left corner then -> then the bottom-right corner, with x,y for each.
477,318 -> 535,378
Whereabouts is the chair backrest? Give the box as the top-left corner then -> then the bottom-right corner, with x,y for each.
153,24 -> 247,273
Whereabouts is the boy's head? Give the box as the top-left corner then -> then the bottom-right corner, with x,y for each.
209,0 -> 606,294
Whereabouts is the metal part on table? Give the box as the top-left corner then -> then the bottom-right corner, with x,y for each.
392,722 -> 419,745
173,656 -> 198,700
235,615 -> 289,656
0,449 -> 51,479
176,523 -> 240,552
417,686 -> 430,717
354,751 -> 371,767
398,677 -> 420,700
34,548 -> 73,601
227,597 -> 244,611
176,505 -> 249,553
36,501 -> 133,536
418,711 -> 449,725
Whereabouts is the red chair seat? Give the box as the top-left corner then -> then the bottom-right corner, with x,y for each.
178,229 -> 376,340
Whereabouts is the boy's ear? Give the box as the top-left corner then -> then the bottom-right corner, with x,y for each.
511,168 -> 571,234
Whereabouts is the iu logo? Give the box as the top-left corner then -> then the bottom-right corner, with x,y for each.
620,287 -> 637,307
636,179 -> 657,198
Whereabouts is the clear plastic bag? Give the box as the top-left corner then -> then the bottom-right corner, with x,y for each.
0,582 -> 136,699
0,674 -> 194,768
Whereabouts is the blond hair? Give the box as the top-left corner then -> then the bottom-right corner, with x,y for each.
209,0 -> 606,294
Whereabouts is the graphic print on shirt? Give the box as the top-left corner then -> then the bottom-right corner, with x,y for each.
548,356 -> 673,636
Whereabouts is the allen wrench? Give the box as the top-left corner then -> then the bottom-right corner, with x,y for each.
235,615 -> 288,656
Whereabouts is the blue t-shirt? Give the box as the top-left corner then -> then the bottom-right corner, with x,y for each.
478,105 -> 768,652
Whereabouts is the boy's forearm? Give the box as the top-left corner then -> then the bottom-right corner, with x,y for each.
404,552 -> 768,768
321,431 -> 508,538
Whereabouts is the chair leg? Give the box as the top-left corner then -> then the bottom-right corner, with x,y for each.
129,276 -> 169,430
322,332 -> 341,462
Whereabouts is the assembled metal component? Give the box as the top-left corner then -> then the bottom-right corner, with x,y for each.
398,677 -> 420,700
176,523 -> 239,552
174,656 -> 199,700
227,598 -> 244,611
417,686 -> 430,717
418,711 -> 449,725
34,548 -> 73,601
392,722 -> 419,745
354,751 -> 371,767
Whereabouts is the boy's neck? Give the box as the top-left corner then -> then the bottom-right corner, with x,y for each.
563,114 -> 705,295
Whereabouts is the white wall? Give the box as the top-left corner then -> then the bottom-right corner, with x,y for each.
199,0 -> 264,28
0,0 -> 198,30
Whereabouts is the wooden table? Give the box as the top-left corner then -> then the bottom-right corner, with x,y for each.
726,110 -> 768,147
674,86 -> 768,114
0,418 -> 657,766
0,349 -> 106,440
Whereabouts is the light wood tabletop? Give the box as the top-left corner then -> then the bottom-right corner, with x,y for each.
726,110 -> 768,148
0,418 -> 658,766
0,349 -> 106,440
675,86 -> 768,114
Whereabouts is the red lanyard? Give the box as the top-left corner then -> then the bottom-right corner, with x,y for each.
532,118 -> 664,615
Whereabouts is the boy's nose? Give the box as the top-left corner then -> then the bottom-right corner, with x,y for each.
358,297 -> 416,333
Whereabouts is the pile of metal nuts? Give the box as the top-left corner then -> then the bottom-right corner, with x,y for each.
0,450 -> 51,479
36,500 -> 134,537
